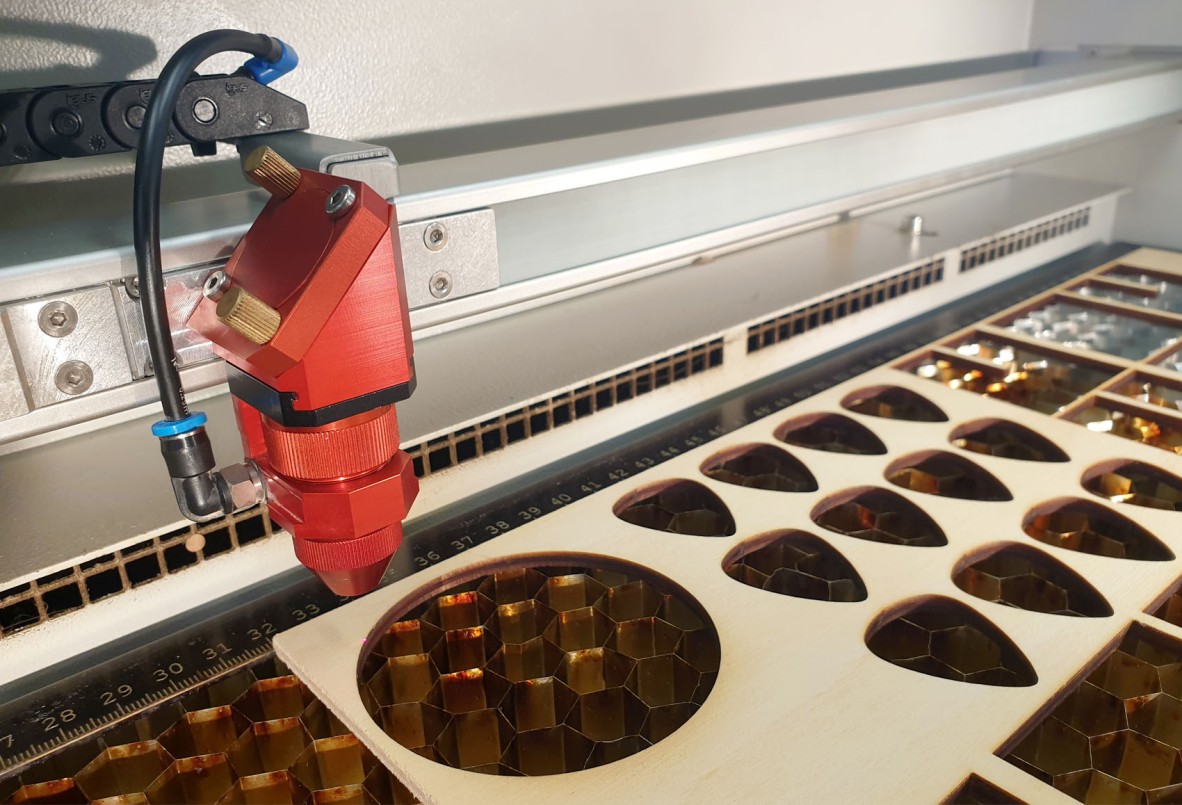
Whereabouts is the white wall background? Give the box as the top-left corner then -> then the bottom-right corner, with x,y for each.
1029,0 -> 1182,248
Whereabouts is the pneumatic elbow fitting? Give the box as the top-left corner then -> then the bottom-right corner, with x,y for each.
152,414 -> 264,522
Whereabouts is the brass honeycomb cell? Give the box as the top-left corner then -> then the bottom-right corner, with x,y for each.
812,487 -> 948,547
699,443 -> 818,492
944,774 -> 1023,804
1082,461 -> 1182,512
774,411 -> 888,455
1150,577 -> 1182,630
885,450 -> 1012,501
5,661 -> 421,805
1022,498 -> 1173,561
953,544 -> 1112,617
914,338 -> 1115,414
358,563 -> 720,776
841,385 -> 948,422
1073,405 -> 1182,456
613,479 -> 736,536
1004,624 -> 1182,803
950,419 -> 1070,463
724,530 -> 868,603
866,597 -> 1037,686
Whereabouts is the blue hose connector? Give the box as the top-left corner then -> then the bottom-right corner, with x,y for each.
243,39 -> 299,85
151,411 -> 208,438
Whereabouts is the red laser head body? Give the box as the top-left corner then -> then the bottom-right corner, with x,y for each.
188,157 -> 418,596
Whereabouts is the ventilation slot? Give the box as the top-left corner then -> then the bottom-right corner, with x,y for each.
406,338 -> 724,479
746,258 -> 944,354
0,507 -> 279,637
959,207 -> 1090,273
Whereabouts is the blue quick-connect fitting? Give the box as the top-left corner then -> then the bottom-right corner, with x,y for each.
243,39 -> 299,85
150,411 -> 208,438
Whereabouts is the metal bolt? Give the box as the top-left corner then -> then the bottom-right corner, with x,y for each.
124,104 -> 146,130
55,360 -> 93,395
123,276 -> 140,299
192,97 -> 218,125
424,222 -> 448,252
203,269 -> 231,301
429,271 -> 453,299
255,111 -> 273,130
900,214 -> 936,237
325,184 -> 357,218
38,301 -> 78,337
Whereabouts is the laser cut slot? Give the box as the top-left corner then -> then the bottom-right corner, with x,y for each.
812,487 -> 948,547
724,530 -> 867,602
1081,460 -> 1182,512
774,411 -> 888,455
1022,498 -> 1173,561
841,385 -> 948,422
866,597 -> 1037,686
358,563 -> 719,776
612,480 -> 736,536
953,544 -> 1112,617
949,419 -> 1070,463
699,443 -> 818,492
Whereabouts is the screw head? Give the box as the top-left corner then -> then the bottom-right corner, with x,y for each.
55,360 -> 93,395
325,184 -> 357,218
123,276 -> 140,299
38,301 -> 78,337
192,97 -> 218,125
255,111 -> 273,130
50,109 -> 82,138
203,270 -> 231,301
429,271 -> 453,299
424,222 -> 448,252
124,104 -> 146,130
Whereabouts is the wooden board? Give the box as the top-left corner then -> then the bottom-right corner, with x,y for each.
276,248 -> 1182,804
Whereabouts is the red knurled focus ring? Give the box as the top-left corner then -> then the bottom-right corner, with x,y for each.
293,523 -> 402,571
262,405 -> 399,482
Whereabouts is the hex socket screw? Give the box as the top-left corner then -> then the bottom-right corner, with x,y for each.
38,301 -> 78,337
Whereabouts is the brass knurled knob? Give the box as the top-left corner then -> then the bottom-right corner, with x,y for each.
243,146 -> 301,199
216,287 -> 281,345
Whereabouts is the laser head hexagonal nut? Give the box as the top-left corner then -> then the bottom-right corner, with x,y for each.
219,461 -> 265,513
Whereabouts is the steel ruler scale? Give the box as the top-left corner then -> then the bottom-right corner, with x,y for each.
0,242 -> 1133,779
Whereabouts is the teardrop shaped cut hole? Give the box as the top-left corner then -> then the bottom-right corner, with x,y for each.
866,596 -> 1037,686
953,543 -> 1112,617
700,443 -> 817,492
774,412 -> 888,455
1082,460 -> 1182,512
841,385 -> 948,422
951,418 -> 1070,462
613,480 -> 736,537
724,530 -> 867,602
811,487 -> 947,547
885,450 -> 1012,501
1023,498 -> 1173,561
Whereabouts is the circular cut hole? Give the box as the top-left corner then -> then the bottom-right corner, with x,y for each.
811,486 -> 947,547
950,418 -> 1070,462
700,443 -> 818,492
841,385 -> 947,422
613,479 -> 736,537
952,543 -> 1112,617
774,412 -> 887,455
724,530 -> 867,602
1082,459 -> 1182,512
358,559 -> 721,775
1022,498 -> 1173,561
865,596 -> 1037,686
885,450 -> 1012,502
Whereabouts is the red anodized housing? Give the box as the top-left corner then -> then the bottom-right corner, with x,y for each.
188,166 -> 418,596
